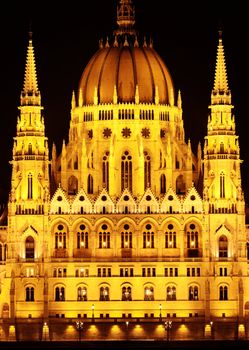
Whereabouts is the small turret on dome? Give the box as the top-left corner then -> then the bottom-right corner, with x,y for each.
114,0 -> 137,37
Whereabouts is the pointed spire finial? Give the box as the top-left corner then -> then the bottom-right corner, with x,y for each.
213,31 -> 229,92
211,30 -> 231,105
21,32 -> 40,106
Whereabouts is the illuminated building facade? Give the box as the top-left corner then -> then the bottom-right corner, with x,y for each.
0,0 -> 248,341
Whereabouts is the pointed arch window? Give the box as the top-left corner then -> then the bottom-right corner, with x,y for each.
100,286 -> 110,301
219,235 -> 228,258
55,224 -> 67,249
121,151 -> 132,192
28,143 -> 32,155
144,151 -> 151,189
220,172 -> 225,198
165,224 -> 176,248
102,151 -> 109,191
144,286 -> 154,301
77,286 -> 87,301
186,223 -> 199,249
166,286 -> 176,300
55,286 -> 65,301
160,174 -> 166,194
87,174 -> 93,194
176,174 -> 185,194
121,224 -> 132,248
219,285 -> 228,300
28,173 -> 33,199
25,236 -> 34,259
143,223 -> 154,248
77,224 -> 88,249
122,286 -> 132,301
68,175 -> 78,195
99,224 -> 110,248
189,285 -> 199,300
26,287 -> 34,301
0,243 -> 6,261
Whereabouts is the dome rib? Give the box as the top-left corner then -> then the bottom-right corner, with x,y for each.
129,46 -> 138,99
141,47 -> 155,103
98,47 -> 113,104
150,48 -> 174,104
78,44 -> 174,105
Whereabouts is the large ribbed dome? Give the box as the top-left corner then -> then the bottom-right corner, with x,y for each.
78,43 -> 174,105
78,0 -> 174,106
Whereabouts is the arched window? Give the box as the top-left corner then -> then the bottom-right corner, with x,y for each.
143,223 -> 154,248
25,236 -> 34,259
219,285 -> 228,300
186,223 -> 199,257
121,224 -> 132,248
77,286 -> 87,301
160,174 -> 166,194
87,174 -> 93,194
166,286 -> 176,300
77,224 -> 88,249
26,287 -> 34,301
0,244 -> 2,261
28,173 -> 33,199
74,156 -> 78,170
4,244 -> 7,261
102,152 -> 109,191
220,172 -> 225,198
144,286 -> 154,301
144,151 -> 151,189
165,224 -> 176,248
98,224 -> 110,248
219,235 -> 228,258
68,175 -> 78,195
55,286 -> 65,301
28,143 -> 32,155
121,151 -> 132,192
100,286 -> 110,301
55,224 -> 67,249
189,285 -> 198,300
122,286 -> 132,301
176,174 -> 185,194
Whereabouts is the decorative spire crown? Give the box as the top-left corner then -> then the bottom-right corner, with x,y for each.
114,0 -> 137,36
211,30 -> 231,105
21,32 -> 40,106
213,31 -> 229,93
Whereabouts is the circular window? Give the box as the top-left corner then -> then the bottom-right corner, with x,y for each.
190,224 -> 196,230
124,195 -> 129,201
101,195 -> 107,201
124,224 -> 130,230
146,195 -> 151,201
79,195 -> 85,201
168,195 -> 174,201
57,196 -> 62,201
168,224 -> 174,230
58,224 -> 64,231
102,224 -> 108,230
190,195 -> 196,201
80,224 -> 86,230
145,224 -> 152,230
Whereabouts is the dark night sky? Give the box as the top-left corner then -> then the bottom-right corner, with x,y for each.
0,1 -> 248,204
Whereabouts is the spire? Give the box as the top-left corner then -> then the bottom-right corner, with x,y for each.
213,31 -> 229,92
211,31 -> 231,105
177,90 -> 182,109
114,0 -> 137,37
21,31 -> 40,106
